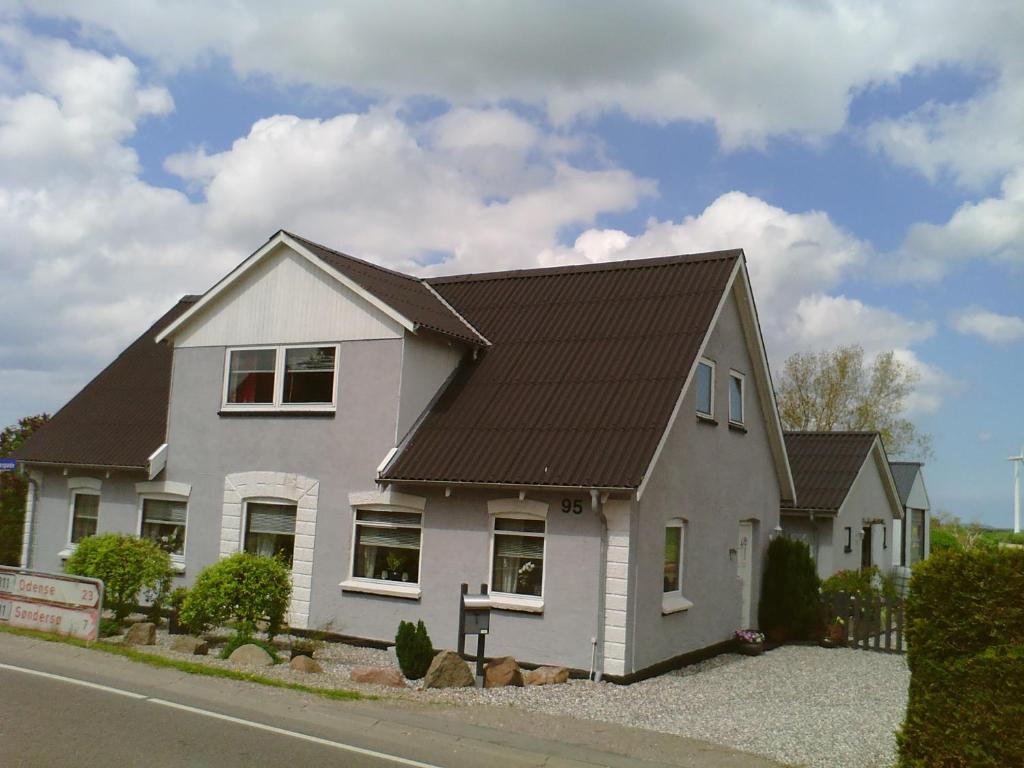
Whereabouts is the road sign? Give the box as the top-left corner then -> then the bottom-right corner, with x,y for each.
0,458 -> 16,472
0,566 -> 102,642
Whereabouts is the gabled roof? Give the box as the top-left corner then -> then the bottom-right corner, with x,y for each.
382,250 -> 795,491
784,431 -> 902,517
889,461 -> 923,507
14,296 -> 198,469
156,231 -> 487,346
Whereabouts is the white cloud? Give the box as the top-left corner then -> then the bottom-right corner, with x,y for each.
10,1 -> 1023,150
893,168 -> 1024,280
952,307 -> 1024,344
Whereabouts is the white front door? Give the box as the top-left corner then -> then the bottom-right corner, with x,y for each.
737,521 -> 753,628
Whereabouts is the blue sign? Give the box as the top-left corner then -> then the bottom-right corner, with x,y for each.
0,458 -> 17,473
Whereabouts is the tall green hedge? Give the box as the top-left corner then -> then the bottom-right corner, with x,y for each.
757,536 -> 820,641
898,547 -> 1024,766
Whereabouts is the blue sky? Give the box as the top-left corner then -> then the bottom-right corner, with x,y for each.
1,2 -> 1022,526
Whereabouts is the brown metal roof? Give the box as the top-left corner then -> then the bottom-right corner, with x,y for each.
382,251 -> 742,488
13,297 -> 199,469
285,232 -> 486,345
782,431 -> 878,511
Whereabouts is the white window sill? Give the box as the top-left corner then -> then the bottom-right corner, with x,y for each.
489,594 -> 544,614
340,579 -> 421,600
170,559 -> 186,575
58,546 -> 75,560
662,594 -> 694,615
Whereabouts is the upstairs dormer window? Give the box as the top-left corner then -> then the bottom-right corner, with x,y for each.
224,344 -> 338,411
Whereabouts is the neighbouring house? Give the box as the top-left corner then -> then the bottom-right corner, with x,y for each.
779,431 -> 904,580
15,230 -> 796,680
888,461 -> 931,574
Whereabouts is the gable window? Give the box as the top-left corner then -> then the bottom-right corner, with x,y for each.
224,345 -> 338,410
352,510 -> 422,584
729,371 -> 745,425
844,526 -> 853,554
140,497 -> 187,558
662,519 -> 692,614
69,492 -> 99,544
696,358 -> 715,418
491,517 -> 545,600
244,502 -> 297,564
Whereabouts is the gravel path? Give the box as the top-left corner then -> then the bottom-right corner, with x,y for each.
120,628 -> 908,768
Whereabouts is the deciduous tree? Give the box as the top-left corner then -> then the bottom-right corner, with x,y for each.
776,345 -> 931,459
0,414 -> 50,566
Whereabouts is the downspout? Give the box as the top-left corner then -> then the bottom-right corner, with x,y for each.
20,470 -> 38,569
591,488 -> 607,682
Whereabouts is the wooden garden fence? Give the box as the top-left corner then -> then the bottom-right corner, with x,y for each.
821,591 -> 906,653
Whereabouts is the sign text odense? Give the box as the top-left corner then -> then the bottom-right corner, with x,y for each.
0,567 -> 102,642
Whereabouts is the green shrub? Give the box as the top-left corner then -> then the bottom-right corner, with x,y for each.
65,533 -> 173,621
218,631 -> 281,663
179,552 -> 291,638
928,525 -> 960,553
897,547 -> 1024,767
395,619 -> 434,679
821,566 -> 901,602
757,536 -> 821,642
99,617 -> 123,637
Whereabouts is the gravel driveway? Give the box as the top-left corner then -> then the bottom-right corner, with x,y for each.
130,629 -> 908,768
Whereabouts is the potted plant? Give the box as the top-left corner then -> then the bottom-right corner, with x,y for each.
734,629 -> 765,655
385,552 -> 403,581
820,616 -> 846,647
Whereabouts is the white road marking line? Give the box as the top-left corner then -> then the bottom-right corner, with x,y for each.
147,698 -> 444,768
0,661 -> 147,700
0,661 -> 444,768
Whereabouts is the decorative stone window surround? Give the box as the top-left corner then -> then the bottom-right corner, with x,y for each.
221,471 -> 319,629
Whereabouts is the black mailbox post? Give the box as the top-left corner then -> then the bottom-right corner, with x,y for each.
457,583 -> 491,683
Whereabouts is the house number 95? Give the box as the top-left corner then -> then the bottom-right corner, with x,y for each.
561,499 -> 583,515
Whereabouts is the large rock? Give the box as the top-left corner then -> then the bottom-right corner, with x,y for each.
123,622 -> 156,646
524,666 -> 570,686
422,650 -> 475,689
289,655 -> 323,673
228,643 -> 274,667
484,656 -> 523,688
350,666 -> 407,687
170,635 -> 209,655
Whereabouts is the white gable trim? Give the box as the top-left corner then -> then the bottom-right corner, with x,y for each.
636,256 -> 797,503
835,436 -> 904,522
156,232 -> 417,343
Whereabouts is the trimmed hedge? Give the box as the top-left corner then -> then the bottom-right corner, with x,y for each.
179,552 -> 291,638
757,536 -> 820,642
395,619 -> 434,680
898,547 -> 1024,767
65,533 -> 173,621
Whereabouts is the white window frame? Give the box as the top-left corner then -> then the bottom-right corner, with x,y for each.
696,358 -> 716,419
488,503 -> 547,613
662,518 -> 693,614
728,369 -> 745,426
221,343 -> 340,412
241,498 -> 299,563
137,493 -> 189,572
345,505 -> 424,599
66,489 -> 100,548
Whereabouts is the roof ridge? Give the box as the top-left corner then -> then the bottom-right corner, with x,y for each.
427,249 -> 743,285
283,230 -> 422,284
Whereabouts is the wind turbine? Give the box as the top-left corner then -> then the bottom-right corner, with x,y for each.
1010,446 -> 1024,534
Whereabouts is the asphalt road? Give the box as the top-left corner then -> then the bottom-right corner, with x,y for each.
0,670 -> 403,768
0,631 -> 781,768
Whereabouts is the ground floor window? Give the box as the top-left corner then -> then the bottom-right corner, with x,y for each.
491,517 -> 545,597
69,492 -> 99,544
663,520 -> 685,594
352,509 -> 422,583
140,497 -> 187,557
910,509 -> 926,564
244,502 -> 297,565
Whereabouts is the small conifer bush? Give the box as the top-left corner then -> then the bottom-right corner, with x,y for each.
395,619 -> 434,679
757,536 -> 821,641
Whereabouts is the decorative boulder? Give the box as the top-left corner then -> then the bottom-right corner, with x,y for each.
484,656 -> 523,688
123,622 -> 156,646
289,655 -> 323,673
228,643 -> 274,667
524,666 -> 570,686
422,650 -> 474,689
350,666 -> 407,687
170,635 -> 209,655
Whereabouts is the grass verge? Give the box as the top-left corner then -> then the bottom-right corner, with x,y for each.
0,624 -> 369,702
